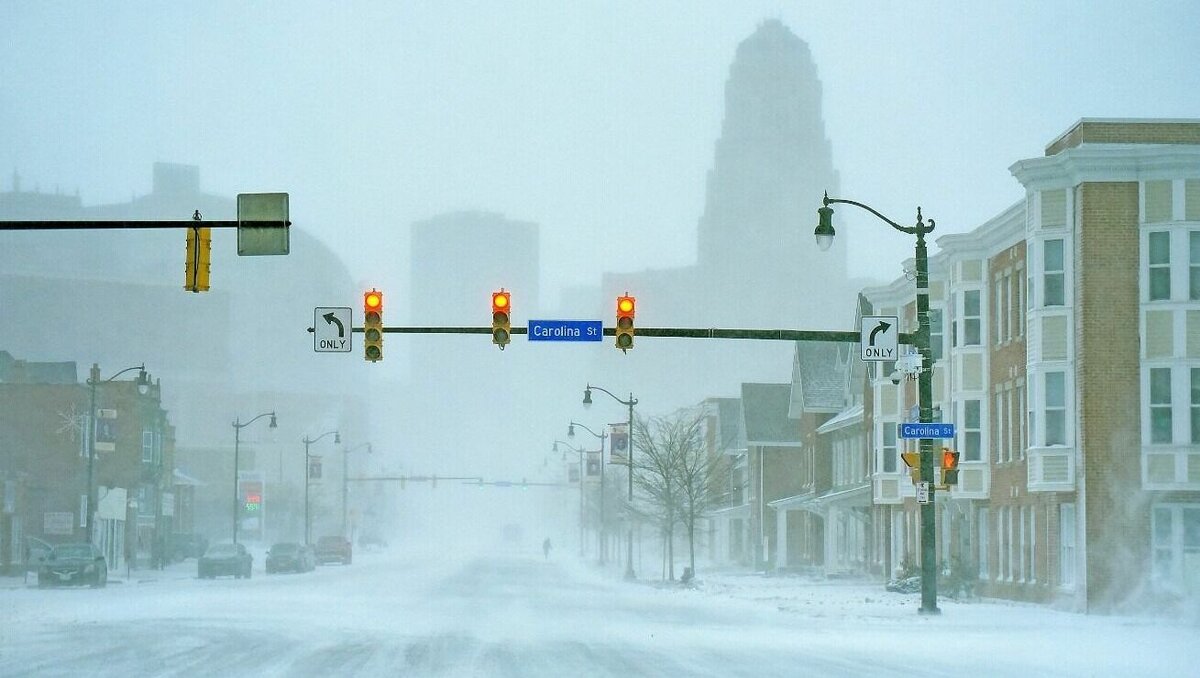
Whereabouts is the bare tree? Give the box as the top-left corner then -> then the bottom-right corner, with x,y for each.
674,411 -> 725,576
631,413 -> 683,580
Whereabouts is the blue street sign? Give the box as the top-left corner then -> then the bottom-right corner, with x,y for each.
898,423 -> 956,439
527,319 -> 603,342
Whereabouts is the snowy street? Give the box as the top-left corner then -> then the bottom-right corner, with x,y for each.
2,549 -> 1195,677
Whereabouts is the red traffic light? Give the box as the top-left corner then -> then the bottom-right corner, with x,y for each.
492,290 -> 510,314
365,290 -> 383,311
617,295 -> 635,317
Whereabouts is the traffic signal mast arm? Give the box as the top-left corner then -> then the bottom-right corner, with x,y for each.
308,325 -> 918,344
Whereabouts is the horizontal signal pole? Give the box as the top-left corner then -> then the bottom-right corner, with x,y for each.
0,220 -> 287,231
309,325 -> 918,344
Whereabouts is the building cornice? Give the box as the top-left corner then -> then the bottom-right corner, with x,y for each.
1010,145 -> 1200,191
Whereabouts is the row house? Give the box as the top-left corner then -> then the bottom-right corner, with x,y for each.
861,119 -> 1200,612
0,352 -> 175,571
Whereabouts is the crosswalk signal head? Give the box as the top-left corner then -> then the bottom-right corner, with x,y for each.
364,289 -> 383,362
940,447 -> 960,486
901,451 -> 921,484
615,294 -> 636,352
492,289 -> 511,349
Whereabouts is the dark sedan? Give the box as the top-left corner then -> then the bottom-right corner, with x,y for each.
38,543 -> 107,588
265,542 -> 315,574
197,542 -> 253,579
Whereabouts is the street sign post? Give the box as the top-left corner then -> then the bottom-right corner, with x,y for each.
314,307 -> 352,352
527,320 -> 603,342
860,315 -> 899,361
898,423 -> 955,439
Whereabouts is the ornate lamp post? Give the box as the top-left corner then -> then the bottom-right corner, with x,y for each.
582,384 -> 638,580
302,430 -> 339,545
815,190 -> 940,614
568,421 -> 609,564
232,411 -> 277,545
85,363 -> 148,544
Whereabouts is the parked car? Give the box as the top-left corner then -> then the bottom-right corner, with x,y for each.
197,542 -> 253,579
265,542 -> 315,574
315,535 -> 352,565
38,542 -> 107,588
169,533 -> 209,561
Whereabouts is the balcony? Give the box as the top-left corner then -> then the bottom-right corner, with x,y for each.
1027,446 -> 1075,492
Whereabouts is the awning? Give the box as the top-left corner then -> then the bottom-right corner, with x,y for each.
709,502 -> 751,518
769,483 -> 871,516
816,404 -> 864,435
173,469 -> 205,487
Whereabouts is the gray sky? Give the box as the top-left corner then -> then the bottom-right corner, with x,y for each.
3,1 -> 1199,309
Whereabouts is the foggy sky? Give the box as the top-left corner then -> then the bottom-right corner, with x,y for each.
3,1 -> 1198,312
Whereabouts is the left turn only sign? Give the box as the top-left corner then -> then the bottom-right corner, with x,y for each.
314,307 -> 352,352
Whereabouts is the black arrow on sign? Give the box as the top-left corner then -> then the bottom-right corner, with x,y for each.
869,320 -> 891,346
323,312 -> 345,338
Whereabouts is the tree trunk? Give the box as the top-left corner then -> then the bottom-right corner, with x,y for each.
687,515 -> 696,574
667,522 -> 675,581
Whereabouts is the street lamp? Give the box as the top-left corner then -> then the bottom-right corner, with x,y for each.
232,411 -> 277,545
85,363 -> 148,544
554,440 -> 587,557
569,421 -> 608,565
341,442 -> 371,539
814,190 -> 940,615
302,430 -> 339,545
582,384 -> 638,580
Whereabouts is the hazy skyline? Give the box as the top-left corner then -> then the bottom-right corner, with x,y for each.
4,2 -> 1198,316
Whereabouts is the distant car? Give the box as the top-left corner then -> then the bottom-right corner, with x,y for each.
315,536 -> 352,565
265,542 -> 315,574
358,533 -> 388,551
169,533 -> 209,561
198,542 -> 253,579
38,542 -> 107,588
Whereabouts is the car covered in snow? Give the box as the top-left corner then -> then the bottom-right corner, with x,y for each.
314,535 -> 352,565
265,542 -> 315,574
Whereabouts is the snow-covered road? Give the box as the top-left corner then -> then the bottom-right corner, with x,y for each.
1,550 -> 1195,677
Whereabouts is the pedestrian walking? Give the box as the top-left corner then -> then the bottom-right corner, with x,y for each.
543,537 -> 552,560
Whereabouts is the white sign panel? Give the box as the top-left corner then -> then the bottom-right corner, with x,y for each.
861,315 -> 899,361
45,511 -> 74,535
916,481 -> 931,505
314,307 -> 353,353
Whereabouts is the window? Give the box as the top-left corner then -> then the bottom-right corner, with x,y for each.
994,391 -> 1005,463
1044,240 -> 1065,306
1060,503 -> 1076,588
1149,231 -> 1171,301
1018,505 -> 1027,582
928,308 -> 944,361
962,290 -> 981,346
1015,384 -> 1026,460
1045,372 -> 1066,445
1192,368 -> 1200,444
997,273 -> 1009,343
1150,367 -> 1173,444
1027,376 -> 1036,452
881,423 -> 896,473
1190,232 -> 1200,301
978,507 -> 989,580
142,431 -> 154,464
963,400 -> 981,461
1014,272 -> 1025,336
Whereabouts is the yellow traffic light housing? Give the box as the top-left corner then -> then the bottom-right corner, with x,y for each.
940,447 -> 960,486
492,290 -> 511,350
615,294 -> 636,352
901,451 -> 921,484
364,289 -> 383,362
184,226 -> 212,292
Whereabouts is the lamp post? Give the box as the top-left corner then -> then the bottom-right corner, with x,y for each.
231,411 -> 277,545
568,421 -> 608,564
302,430 -> 339,545
814,190 -> 940,615
341,442 -> 371,538
583,384 -> 638,580
553,440 -> 587,557
85,363 -> 148,544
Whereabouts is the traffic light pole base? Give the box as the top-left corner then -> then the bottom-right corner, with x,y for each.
918,606 -> 942,615
623,567 -> 636,581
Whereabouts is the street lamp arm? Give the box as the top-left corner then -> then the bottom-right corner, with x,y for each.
343,442 -> 372,455
89,363 -> 146,385
554,440 -> 586,455
235,411 -> 277,430
823,193 -> 935,237
569,421 -> 607,440
302,429 -> 338,444
585,383 -> 637,407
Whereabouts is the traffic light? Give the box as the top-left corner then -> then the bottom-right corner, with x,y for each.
900,451 -> 920,484
940,447 -> 960,486
364,289 -> 383,362
615,294 -> 636,352
492,289 -> 511,350
184,226 -> 212,292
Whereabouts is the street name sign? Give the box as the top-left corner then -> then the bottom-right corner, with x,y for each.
861,315 -> 898,361
527,319 -> 603,342
236,192 -> 290,256
314,307 -> 352,352
898,423 -> 956,439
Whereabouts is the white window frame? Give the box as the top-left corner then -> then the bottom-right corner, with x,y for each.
1148,230 -> 1172,302
1060,503 -> 1076,589
1044,371 -> 1067,446
1043,239 -> 1066,307
1149,367 -> 1174,445
141,431 -> 154,464
978,506 -> 989,580
1189,231 -> 1200,301
962,290 -> 982,346
962,399 -> 982,462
